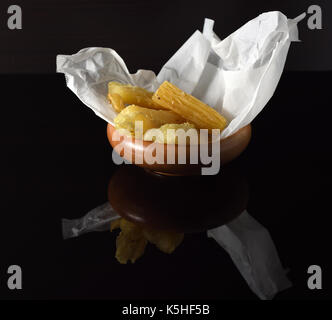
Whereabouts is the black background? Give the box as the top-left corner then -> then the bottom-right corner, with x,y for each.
0,0 -> 331,301
0,0 -> 331,73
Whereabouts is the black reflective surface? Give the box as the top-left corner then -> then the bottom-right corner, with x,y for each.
108,164 -> 248,233
0,71 -> 331,300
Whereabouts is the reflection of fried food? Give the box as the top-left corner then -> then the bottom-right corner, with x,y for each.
143,229 -> 184,254
108,82 -> 164,110
110,218 -> 121,232
144,122 -> 196,144
111,218 -> 184,263
114,105 -> 185,139
119,219 -> 143,240
116,232 -> 147,264
152,81 -> 227,131
111,218 -> 147,264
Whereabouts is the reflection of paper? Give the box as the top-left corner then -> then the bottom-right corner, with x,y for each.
207,210 -> 292,300
62,202 -> 119,239
57,11 -> 304,138
62,203 -> 291,299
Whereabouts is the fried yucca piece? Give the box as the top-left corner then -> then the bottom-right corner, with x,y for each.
152,81 -> 227,131
108,92 -> 125,112
108,81 -> 165,110
144,122 -> 197,144
114,105 -> 185,139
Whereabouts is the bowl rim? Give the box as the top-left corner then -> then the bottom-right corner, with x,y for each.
107,123 -> 251,147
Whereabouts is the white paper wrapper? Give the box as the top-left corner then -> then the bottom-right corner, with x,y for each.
57,11 -> 304,138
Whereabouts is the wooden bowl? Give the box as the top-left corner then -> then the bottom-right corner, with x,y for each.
107,123 -> 251,175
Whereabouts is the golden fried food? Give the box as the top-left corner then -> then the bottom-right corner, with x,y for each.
144,122 -> 197,144
108,81 -> 165,110
114,104 -> 185,139
143,229 -> 184,254
152,81 -> 227,131
108,92 -> 125,113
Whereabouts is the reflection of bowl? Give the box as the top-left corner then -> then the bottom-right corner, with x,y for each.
107,123 -> 251,175
108,164 -> 249,233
